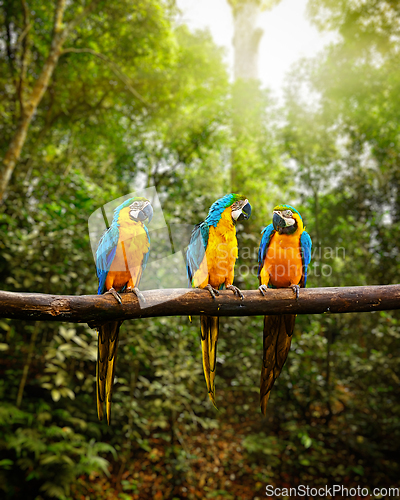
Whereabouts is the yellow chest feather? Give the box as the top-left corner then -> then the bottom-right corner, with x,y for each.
106,208 -> 149,291
193,207 -> 238,289
261,232 -> 303,288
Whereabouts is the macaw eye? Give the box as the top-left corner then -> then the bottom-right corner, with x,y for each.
231,201 -> 241,210
282,210 -> 292,217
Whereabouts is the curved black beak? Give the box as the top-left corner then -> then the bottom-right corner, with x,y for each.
238,202 -> 252,221
130,203 -> 153,223
272,211 -> 285,230
140,203 -> 153,224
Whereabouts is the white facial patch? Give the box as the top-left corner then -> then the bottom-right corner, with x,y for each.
130,209 -> 140,219
129,200 -> 149,219
231,209 -> 242,220
231,198 -> 248,220
284,217 -> 296,226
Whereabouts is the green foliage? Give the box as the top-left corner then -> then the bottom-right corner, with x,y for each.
278,0 -> 400,490
231,80 -> 286,227
0,400 -> 115,499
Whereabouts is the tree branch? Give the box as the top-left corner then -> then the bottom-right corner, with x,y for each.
64,0 -> 99,34
0,285 -> 399,324
60,48 -> 149,105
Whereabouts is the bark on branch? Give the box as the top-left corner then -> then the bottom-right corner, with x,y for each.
0,285 -> 399,324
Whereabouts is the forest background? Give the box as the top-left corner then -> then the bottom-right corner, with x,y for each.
0,0 -> 400,499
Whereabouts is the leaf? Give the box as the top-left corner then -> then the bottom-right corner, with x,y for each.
0,321 -> 10,331
55,372 -> 65,387
0,459 -> 13,469
51,389 -> 61,402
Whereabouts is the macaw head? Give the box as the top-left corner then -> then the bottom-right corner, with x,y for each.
231,196 -> 252,222
113,197 -> 153,225
272,204 -> 303,235
205,193 -> 252,227
128,198 -> 153,223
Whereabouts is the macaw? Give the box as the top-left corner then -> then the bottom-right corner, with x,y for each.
95,197 -> 153,424
257,204 -> 312,415
186,194 -> 252,407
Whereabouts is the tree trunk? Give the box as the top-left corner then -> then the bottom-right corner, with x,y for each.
229,1 -> 264,194
0,0 -> 98,202
232,1 -> 263,80
0,0 -> 68,202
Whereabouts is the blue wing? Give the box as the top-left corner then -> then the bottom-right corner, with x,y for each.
186,222 -> 209,287
257,224 -> 275,279
95,223 -> 151,294
95,224 -> 120,295
300,230 -> 312,287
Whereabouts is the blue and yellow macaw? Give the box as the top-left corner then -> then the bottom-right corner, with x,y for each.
257,204 -> 312,415
186,194 -> 252,407
95,197 -> 153,424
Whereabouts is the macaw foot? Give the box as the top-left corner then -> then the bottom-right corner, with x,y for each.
226,284 -> 244,300
205,284 -> 220,299
105,287 -> 122,304
259,284 -> 269,296
126,286 -> 146,302
291,284 -> 300,300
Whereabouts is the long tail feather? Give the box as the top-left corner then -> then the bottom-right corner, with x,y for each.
97,321 -> 122,424
200,315 -> 219,408
260,314 -> 296,415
